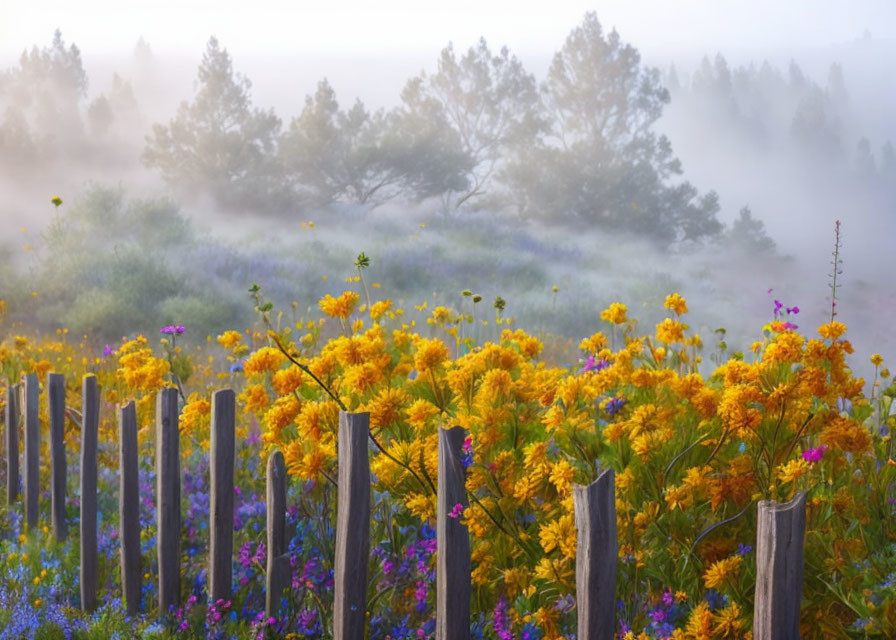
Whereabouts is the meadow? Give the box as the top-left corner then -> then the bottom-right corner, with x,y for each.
0,272 -> 894,640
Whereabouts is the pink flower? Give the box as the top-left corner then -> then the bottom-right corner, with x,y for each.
448,503 -> 464,518
801,445 -> 829,462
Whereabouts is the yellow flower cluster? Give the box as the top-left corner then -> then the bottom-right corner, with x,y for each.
319,290 -> 360,319
117,336 -> 170,393
4,288 -> 885,638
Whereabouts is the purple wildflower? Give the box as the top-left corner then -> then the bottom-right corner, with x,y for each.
460,436 -> 474,469
160,325 -> 186,335
605,396 -> 626,416
448,503 -> 464,519
580,354 -> 610,373
802,445 -> 829,463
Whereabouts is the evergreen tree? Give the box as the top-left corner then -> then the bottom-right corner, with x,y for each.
143,37 -> 283,210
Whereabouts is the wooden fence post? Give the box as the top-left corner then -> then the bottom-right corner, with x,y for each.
48,373 -> 67,541
24,373 -> 39,530
266,449 -> 290,621
80,375 -> 99,611
5,381 -> 18,505
754,492 -> 806,640
119,400 -> 141,616
209,389 -> 235,603
156,387 -> 181,613
573,466 -> 617,640
333,411 -> 370,640
436,426 -> 471,640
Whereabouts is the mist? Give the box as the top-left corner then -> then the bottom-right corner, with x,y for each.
1,4 -> 895,383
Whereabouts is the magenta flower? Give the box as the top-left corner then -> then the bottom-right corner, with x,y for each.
160,325 -> 185,335
580,354 -> 610,373
802,445 -> 829,462
448,503 -> 464,518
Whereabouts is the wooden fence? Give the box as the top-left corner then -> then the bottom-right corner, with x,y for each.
1,373 -> 806,640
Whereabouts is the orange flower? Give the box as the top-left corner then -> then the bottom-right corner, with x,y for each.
600,302 -> 628,324
664,292 -> 688,315
413,337 -> 450,374
319,291 -> 360,319
818,322 -> 847,341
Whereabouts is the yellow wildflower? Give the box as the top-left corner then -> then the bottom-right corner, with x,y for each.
655,318 -> 687,344
180,393 -> 211,435
216,330 -> 242,348
820,415 -> 871,453
579,332 -> 608,353
664,292 -> 688,315
413,337 -> 450,374
272,366 -> 304,396
600,302 -> 628,324
243,347 -> 285,377
818,321 -> 847,341
369,299 -> 393,320
703,554 -> 742,589
777,457 -> 811,484
319,291 -> 360,319
712,601 -> 744,637
241,384 -> 269,413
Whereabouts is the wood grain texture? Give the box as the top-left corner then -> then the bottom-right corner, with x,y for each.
754,492 -> 806,640
48,373 -> 67,541
24,374 -> 39,530
266,449 -> 288,620
333,411 -> 370,640
209,389 -> 236,603
573,467 -> 617,640
436,426 -> 471,640
80,375 -> 99,611
119,401 -> 141,616
5,381 -> 18,504
156,387 -> 181,613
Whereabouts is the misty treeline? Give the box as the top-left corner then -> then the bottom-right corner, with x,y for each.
7,12 -> 896,362
661,49 -> 896,233
2,14 -> 744,246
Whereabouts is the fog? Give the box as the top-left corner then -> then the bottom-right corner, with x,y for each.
2,3 -> 895,380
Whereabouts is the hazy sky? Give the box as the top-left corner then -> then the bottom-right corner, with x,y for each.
2,0 -> 893,62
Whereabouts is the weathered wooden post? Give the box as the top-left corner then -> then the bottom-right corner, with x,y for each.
24,373 -> 39,529
5,381 -> 19,504
436,426 -> 471,640
573,466 -> 617,640
48,373 -> 67,541
209,389 -> 235,603
265,449 -> 290,621
333,411 -> 370,640
119,401 -> 141,616
156,387 -> 181,613
80,375 -> 99,611
754,492 -> 806,640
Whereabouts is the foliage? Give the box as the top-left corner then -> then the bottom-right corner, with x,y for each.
142,37 -> 284,211
1,278 -> 895,638
401,38 -> 544,210
504,12 -> 722,241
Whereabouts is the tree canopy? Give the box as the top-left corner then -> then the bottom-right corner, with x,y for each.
143,37 -> 283,210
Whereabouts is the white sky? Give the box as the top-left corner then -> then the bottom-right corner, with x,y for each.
1,0 -> 893,62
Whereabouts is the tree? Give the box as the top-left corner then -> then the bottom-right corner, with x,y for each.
399,38 -> 543,210
790,86 -> 842,159
143,37 -> 283,210
727,207 -> 776,255
0,30 -> 88,163
280,79 -> 470,208
506,12 -> 722,242
854,137 -> 877,180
